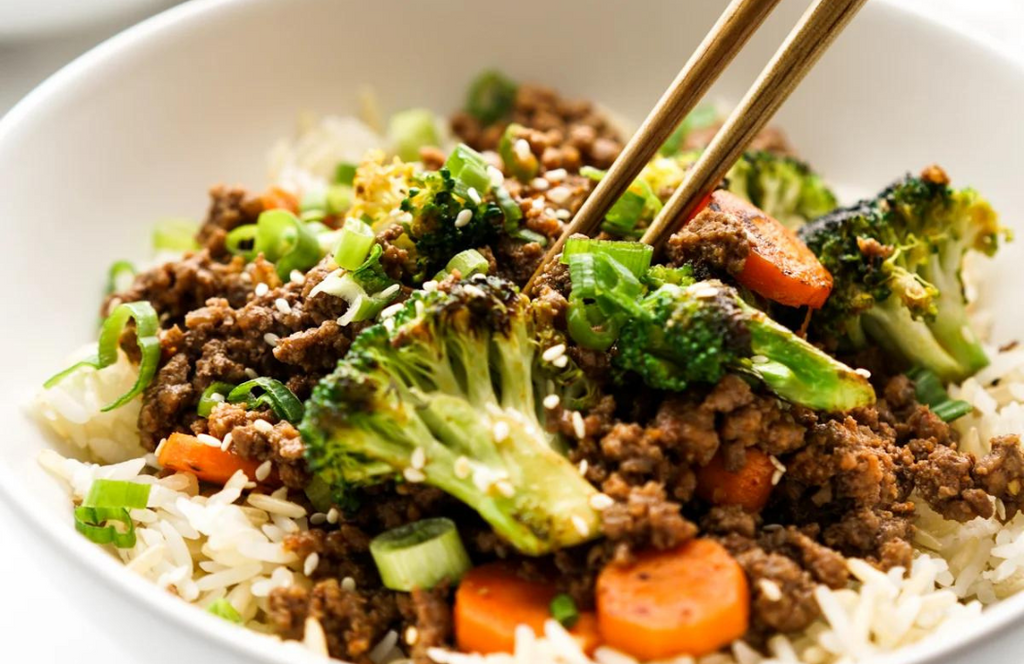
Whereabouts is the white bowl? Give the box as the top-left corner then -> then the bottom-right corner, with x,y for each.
2,1 -> 1024,662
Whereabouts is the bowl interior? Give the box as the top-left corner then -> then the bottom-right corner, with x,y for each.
2,0 -> 1024,662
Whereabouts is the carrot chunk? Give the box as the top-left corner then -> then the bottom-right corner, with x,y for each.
696,448 -> 776,513
596,539 -> 749,660
455,563 -> 600,655
260,186 -> 299,214
157,432 -> 265,486
709,190 -> 833,308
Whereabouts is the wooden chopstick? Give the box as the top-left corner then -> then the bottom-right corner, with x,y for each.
641,0 -> 868,249
522,0 -> 782,295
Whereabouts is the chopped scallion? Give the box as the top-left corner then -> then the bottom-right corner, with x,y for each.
494,186 -> 523,230
227,377 -> 305,423
906,367 -> 974,422
549,593 -> 579,628
561,238 -> 653,279
153,218 -> 199,252
327,184 -> 354,215
498,124 -> 539,182
334,218 -> 376,271
198,381 -> 235,418
304,475 -> 335,513
511,228 -> 548,246
225,209 -> 323,280
106,260 -> 136,295
44,301 -> 160,412
300,188 -> 328,214
335,162 -> 358,186
465,70 -> 517,125
370,518 -> 471,591
445,144 -> 492,196
388,108 -> 440,162
442,249 -> 489,280
74,479 -> 151,549
207,598 -> 243,624
84,479 -> 151,510
601,190 -> 646,237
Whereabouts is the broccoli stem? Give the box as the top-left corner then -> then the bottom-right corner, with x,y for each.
740,304 -> 875,412
920,252 -> 989,379
860,296 -> 964,381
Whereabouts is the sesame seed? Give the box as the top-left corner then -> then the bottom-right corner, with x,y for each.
304,552 -> 320,576
197,433 -> 222,448
380,303 -> 404,319
467,187 -> 482,204
463,284 -> 486,298
397,211 -> 413,224
341,576 -> 356,592
555,209 -> 572,221
244,368 -> 258,379
411,447 -> 426,470
220,432 -> 233,451
310,512 -> 327,525
327,507 -> 340,524
530,177 -> 550,191
545,168 -> 567,182
404,467 -> 426,483
690,284 -> 720,299
514,139 -> 531,162
542,344 -> 566,363
855,368 -> 872,378
405,626 -> 419,646
553,355 -> 569,369
422,280 -> 438,293
572,411 -> 586,439
289,270 -> 306,284
264,332 -> 280,347
751,355 -> 770,365
589,493 -> 614,511
578,459 -> 589,476
546,186 -> 572,205
254,282 -> 269,297
254,419 -> 274,434
154,438 -> 168,458
530,197 -> 545,212
454,456 -> 472,479
275,298 -> 292,314
759,579 -> 782,602
492,421 -> 510,443
255,460 -> 273,482
770,455 -> 787,486
571,515 -> 591,537
304,617 -> 328,656
454,209 -> 473,228
210,393 -> 225,404
487,166 -> 505,188
543,394 -> 561,409
496,480 -> 515,497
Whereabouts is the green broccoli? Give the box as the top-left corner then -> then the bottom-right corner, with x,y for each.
799,168 -> 1006,382
301,275 -> 601,555
613,279 -> 875,412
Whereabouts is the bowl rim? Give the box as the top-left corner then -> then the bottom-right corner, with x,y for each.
2,1 -> 1024,662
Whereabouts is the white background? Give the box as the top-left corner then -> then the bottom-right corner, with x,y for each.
0,0 -> 1021,661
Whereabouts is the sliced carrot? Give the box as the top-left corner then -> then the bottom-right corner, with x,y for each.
455,563 -> 601,656
157,432 -> 265,486
696,448 -> 776,513
709,190 -> 832,309
596,539 -> 749,660
261,186 -> 299,214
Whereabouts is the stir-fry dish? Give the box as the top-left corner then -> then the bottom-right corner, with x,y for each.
35,71 -> 1024,664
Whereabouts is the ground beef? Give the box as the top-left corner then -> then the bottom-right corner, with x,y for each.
196,185 -> 266,257
397,585 -> 454,663
204,403 -> 309,487
452,83 -> 624,170
665,208 -> 750,278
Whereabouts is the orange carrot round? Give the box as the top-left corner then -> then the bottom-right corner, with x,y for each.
157,432 -> 266,486
261,186 -> 299,214
596,539 -> 749,660
709,190 -> 833,308
455,563 -> 600,655
696,448 -> 776,513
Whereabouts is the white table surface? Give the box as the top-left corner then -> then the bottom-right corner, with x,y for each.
0,1 -> 1021,662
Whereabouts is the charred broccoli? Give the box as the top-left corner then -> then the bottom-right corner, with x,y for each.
301,275 -> 601,556
799,167 -> 1006,382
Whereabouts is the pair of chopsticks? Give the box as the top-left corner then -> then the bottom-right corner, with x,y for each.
524,0 -> 867,294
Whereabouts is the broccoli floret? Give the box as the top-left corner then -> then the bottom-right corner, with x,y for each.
614,280 -> 875,412
400,168 -> 503,280
799,167 -> 1006,382
641,151 -> 836,229
301,275 -> 601,555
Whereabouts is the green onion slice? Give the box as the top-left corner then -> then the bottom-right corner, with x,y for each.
567,294 -> 622,352
226,209 -> 323,280
512,228 -> 548,246
106,260 -> 136,295
388,108 -> 440,162
561,238 -> 653,279
335,162 -> 358,186
601,190 -> 646,237
442,249 -> 489,280
304,475 -> 335,514
494,186 -> 523,230
44,301 -> 161,412
549,593 -> 580,628
498,124 -> 539,182
906,367 -> 974,422
465,70 -> 517,125
153,218 -> 200,252
300,188 -> 328,215
327,184 -> 354,216
207,598 -> 243,624
84,479 -> 151,509
198,381 -> 235,418
370,518 -> 472,591
74,479 -> 151,549
445,144 -> 492,195
227,377 -> 304,423
334,218 -> 376,271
